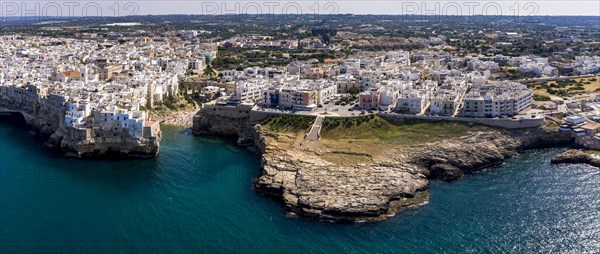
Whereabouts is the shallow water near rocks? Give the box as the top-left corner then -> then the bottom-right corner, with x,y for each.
1,118 -> 598,253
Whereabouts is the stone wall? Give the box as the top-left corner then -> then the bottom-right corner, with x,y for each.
378,113 -> 545,129
193,103 -> 286,145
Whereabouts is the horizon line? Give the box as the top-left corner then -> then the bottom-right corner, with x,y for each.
2,14 -> 600,17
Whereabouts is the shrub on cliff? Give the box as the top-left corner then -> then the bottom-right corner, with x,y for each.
261,115 -> 315,133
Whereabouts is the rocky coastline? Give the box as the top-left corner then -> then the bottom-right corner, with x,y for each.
256,124 -> 574,222
192,105 -> 580,222
151,101 -> 200,128
46,127 -> 160,159
158,110 -> 196,127
0,107 -> 160,159
551,149 -> 600,168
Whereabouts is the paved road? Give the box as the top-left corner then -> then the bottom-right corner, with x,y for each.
305,115 -> 324,141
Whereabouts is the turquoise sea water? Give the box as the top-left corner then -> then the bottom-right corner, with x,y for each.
1,116 -> 599,253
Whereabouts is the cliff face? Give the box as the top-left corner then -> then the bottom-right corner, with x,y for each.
408,131 -> 519,180
253,127 -> 572,222
576,136 -> 600,151
411,125 -> 572,181
193,108 -> 574,222
1,107 -> 161,159
511,125 -> 573,149
252,128 -> 429,222
192,109 -> 256,146
45,127 -> 160,159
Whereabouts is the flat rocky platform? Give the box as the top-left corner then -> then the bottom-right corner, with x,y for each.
195,111 -> 575,222
253,117 -> 573,222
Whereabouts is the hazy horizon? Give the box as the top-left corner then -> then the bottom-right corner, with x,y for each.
0,1 -> 599,18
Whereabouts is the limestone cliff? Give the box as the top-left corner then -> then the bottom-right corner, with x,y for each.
411,125 -> 571,181
575,136 -> 600,151
193,107 -> 573,222
252,128 -> 429,222
1,107 -> 160,159
192,110 -> 255,146
252,125 -> 571,222
45,127 -> 160,159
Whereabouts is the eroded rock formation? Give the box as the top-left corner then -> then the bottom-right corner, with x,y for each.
193,106 -> 574,222
1,108 -> 160,159
551,149 -> 600,168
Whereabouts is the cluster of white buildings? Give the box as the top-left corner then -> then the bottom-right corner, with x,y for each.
573,56 -> 600,75
560,115 -> 600,139
219,35 -> 299,49
512,57 -> 558,77
217,49 -> 534,118
358,75 -> 531,117
0,35 -> 216,140
230,76 -> 337,111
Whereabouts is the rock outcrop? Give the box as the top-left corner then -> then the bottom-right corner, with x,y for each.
45,127 -> 160,159
192,103 -> 258,146
409,131 -> 518,180
411,125 -> 571,181
575,136 -> 600,151
1,108 -> 160,159
193,106 -> 575,222
253,128 -> 429,222
252,126 -> 573,222
551,149 -> 600,168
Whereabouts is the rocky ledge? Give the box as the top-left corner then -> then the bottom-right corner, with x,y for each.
45,127 -> 160,159
253,129 -> 430,222
1,108 -> 161,159
252,125 -> 570,222
551,149 -> 600,168
193,108 -> 573,222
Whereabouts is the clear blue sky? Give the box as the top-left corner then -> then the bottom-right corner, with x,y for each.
1,1 -> 599,17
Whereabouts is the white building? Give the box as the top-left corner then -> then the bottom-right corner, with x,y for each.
234,81 -> 266,103
461,82 -> 532,117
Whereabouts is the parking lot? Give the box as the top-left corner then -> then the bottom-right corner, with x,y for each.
255,97 -> 386,117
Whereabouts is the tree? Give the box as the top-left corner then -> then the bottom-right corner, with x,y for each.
203,65 -> 215,77
348,87 -> 360,96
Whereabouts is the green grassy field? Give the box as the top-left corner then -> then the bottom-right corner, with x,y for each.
260,114 -> 497,165
320,115 -> 492,146
531,77 -> 600,97
260,115 -> 316,134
